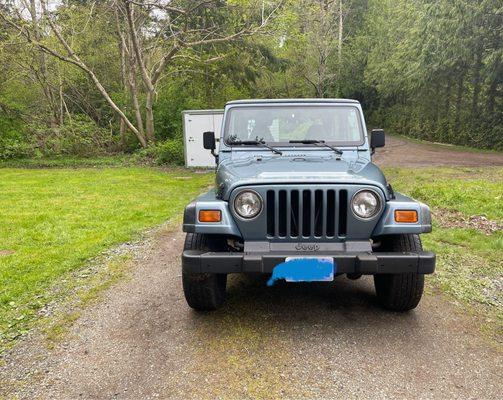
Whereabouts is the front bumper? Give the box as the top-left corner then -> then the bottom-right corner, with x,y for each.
182,250 -> 436,275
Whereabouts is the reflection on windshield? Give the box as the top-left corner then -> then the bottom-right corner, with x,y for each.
225,106 -> 363,145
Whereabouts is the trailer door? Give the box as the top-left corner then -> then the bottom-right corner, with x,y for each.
183,110 -> 223,167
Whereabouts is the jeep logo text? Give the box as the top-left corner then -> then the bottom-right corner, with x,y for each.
294,243 -> 320,251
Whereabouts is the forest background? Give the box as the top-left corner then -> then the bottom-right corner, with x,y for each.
1,0 -> 501,164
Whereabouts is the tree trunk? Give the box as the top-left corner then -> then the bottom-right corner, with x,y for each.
432,83 -> 440,139
116,9 -> 129,149
283,74 -> 291,97
336,0 -> 343,96
29,0 -> 59,127
338,0 -> 343,65
487,58 -> 499,114
317,49 -> 327,98
472,45 -> 483,117
454,70 -> 465,143
127,54 -> 146,146
145,90 -> 155,144
443,75 -> 452,142
59,74 -> 64,125
445,77 -> 451,112
125,2 -> 156,145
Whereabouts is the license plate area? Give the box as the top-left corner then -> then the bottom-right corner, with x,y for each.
267,257 -> 335,286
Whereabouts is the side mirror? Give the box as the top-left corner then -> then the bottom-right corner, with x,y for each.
203,131 -> 218,163
203,131 -> 216,150
370,129 -> 385,153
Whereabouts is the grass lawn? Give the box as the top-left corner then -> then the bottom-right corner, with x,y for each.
0,155 -> 132,169
385,167 -> 503,333
0,167 -> 212,349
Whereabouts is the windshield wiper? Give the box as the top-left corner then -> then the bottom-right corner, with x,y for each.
229,139 -> 283,155
289,140 -> 343,155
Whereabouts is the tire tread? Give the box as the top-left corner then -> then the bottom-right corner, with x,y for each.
182,233 -> 227,311
374,234 -> 425,311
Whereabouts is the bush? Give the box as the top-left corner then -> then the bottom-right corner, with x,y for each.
134,138 -> 185,166
30,115 -> 117,157
0,138 -> 34,160
0,116 -> 33,160
154,138 -> 185,165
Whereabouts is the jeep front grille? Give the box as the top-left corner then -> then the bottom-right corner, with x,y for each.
265,189 -> 347,239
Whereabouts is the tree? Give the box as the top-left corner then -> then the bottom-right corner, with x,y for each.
0,0 -> 284,147
1,0 -> 501,154
355,0 -> 502,149
258,0 -> 356,98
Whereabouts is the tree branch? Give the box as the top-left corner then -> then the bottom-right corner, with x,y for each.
124,0 -> 155,92
29,0 -> 146,144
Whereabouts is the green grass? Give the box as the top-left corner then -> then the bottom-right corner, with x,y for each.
0,167 -> 212,348
0,155 -> 132,169
385,167 -> 503,220
385,167 -> 503,333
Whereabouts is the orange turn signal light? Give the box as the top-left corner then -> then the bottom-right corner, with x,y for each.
394,210 -> 418,223
198,210 -> 221,223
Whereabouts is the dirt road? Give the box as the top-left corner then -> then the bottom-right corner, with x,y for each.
1,137 -> 502,399
373,135 -> 503,167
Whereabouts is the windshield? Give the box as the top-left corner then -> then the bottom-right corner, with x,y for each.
225,105 -> 364,146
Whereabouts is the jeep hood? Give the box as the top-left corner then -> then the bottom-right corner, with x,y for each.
216,155 -> 389,200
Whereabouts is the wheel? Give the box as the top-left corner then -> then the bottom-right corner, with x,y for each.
373,234 -> 425,311
182,233 -> 227,311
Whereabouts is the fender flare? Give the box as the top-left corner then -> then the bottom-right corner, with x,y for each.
183,189 -> 242,237
372,192 -> 432,236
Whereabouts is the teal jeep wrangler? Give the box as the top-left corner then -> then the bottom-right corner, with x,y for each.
182,99 -> 435,311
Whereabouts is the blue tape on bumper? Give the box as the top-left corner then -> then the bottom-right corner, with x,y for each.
267,257 -> 335,286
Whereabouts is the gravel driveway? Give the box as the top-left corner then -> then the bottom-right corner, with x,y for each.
373,135 -> 503,167
1,136 -> 502,399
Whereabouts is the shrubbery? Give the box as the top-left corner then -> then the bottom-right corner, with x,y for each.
0,138 -> 33,160
0,111 -> 188,165
0,115 -> 32,160
0,115 -> 119,160
31,115 -> 117,157
133,138 -> 185,166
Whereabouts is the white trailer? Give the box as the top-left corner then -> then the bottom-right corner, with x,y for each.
182,109 -> 224,168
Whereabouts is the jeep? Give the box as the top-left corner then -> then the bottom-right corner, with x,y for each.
182,99 -> 435,311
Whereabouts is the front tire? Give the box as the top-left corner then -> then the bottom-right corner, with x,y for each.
374,234 -> 425,311
182,233 -> 227,311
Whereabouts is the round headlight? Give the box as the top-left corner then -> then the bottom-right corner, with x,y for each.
351,190 -> 381,219
234,190 -> 262,219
